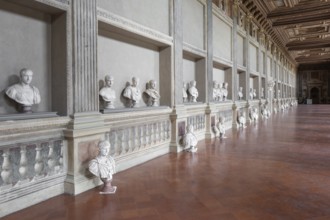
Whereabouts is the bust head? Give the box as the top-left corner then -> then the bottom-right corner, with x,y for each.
20,69 -> 33,85
105,75 -> 114,87
213,81 -> 218,88
219,116 -> 225,124
190,80 -> 196,87
239,87 -> 243,92
149,80 -> 156,89
224,82 -> 228,89
132,77 -> 139,87
98,140 -> 110,156
187,124 -> 194,133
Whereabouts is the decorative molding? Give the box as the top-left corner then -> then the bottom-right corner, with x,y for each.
183,42 -> 207,58
97,8 -> 173,46
35,0 -> 70,11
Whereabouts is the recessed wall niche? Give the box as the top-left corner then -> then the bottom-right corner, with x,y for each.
213,62 -> 232,100
183,52 -> 206,103
0,1 -> 68,116
261,77 -> 266,99
249,75 -> 259,99
98,22 -> 171,108
237,71 -> 246,100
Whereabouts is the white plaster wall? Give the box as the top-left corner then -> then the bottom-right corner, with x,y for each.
183,0 -> 204,49
267,56 -> 271,77
213,68 -> 225,84
98,31 -> 160,108
249,78 -> 254,88
0,2 -> 51,114
98,0 -> 170,35
213,15 -> 232,61
260,52 -> 265,75
237,35 -> 244,66
183,57 -> 196,84
249,43 -> 257,72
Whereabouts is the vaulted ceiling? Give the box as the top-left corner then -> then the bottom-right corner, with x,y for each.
247,0 -> 330,65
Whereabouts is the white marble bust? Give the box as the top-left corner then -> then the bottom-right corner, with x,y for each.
182,82 -> 188,103
222,82 -> 228,101
144,80 -> 160,107
249,88 -> 254,100
123,77 -> 142,108
188,80 -> 199,102
89,140 -> 117,194
261,102 -> 271,119
238,87 -> 243,100
5,68 -> 41,113
99,75 -> 116,109
213,81 -> 222,101
182,124 -> 198,152
253,89 -> 257,99
238,111 -> 247,128
216,116 -> 227,139
250,107 -> 258,122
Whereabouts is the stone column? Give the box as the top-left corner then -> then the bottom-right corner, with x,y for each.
64,0 -> 108,195
205,0 -> 214,139
170,0 -> 186,152
245,13 -> 253,124
232,0 -> 240,129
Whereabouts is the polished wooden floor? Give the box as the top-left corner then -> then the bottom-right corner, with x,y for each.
3,105 -> 330,220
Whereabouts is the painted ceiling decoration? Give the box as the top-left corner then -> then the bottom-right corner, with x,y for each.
241,0 -> 330,64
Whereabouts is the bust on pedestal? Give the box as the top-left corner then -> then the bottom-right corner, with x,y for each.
188,80 -> 199,102
238,111 -> 246,128
216,116 -> 227,139
5,68 -> 41,113
88,140 -> 117,194
238,87 -> 243,100
123,77 -> 142,108
99,75 -> 116,109
144,80 -> 160,107
182,124 -> 198,152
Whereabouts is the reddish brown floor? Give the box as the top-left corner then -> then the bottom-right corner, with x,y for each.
3,105 -> 330,220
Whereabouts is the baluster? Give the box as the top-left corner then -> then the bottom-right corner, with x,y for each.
34,143 -> 44,180
58,141 -> 64,173
166,121 -> 170,139
144,124 -> 148,147
17,145 -> 29,185
118,129 -> 123,155
148,124 -> 153,146
126,129 -> 130,153
47,141 -> 56,176
1,148 -> 12,188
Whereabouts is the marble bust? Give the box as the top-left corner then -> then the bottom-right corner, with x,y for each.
182,82 -> 188,103
238,111 -> 247,128
261,102 -> 271,119
238,87 -> 243,100
188,80 -> 199,102
222,82 -> 228,101
5,68 -> 41,113
99,75 -> 116,109
182,124 -> 198,152
213,81 -> 219,101
249,88 -> 254,100
250,107 -> 258,122
253,89 -> 257,99
88,140 -> 117,194
216,116 -> 227,139
144,80 -> 160,107
123,77 -> 142,108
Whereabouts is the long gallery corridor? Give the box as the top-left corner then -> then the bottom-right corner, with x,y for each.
3,105 -> 330,220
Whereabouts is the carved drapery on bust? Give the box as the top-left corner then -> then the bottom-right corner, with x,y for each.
99,75 -> 116,109
89,140 -> 117,194
5,68 -> 41,113
188,80 -> 199,102
123,77 -> 142,108
144,80 -> 160,107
